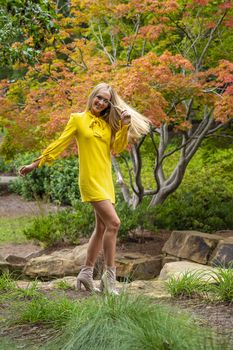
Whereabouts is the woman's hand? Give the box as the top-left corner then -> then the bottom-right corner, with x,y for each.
18,160 -> 39,177
121,110 -> 131,126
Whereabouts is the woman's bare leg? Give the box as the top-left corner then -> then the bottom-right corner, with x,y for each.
85,210 -> 106,266
91,200 -> 120,267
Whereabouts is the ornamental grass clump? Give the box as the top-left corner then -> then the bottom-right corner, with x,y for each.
210,265 -> 233,302
43,294 -> 227,350
165,270 -> 210,298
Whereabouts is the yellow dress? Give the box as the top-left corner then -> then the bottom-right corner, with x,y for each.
36,111 -> 129,204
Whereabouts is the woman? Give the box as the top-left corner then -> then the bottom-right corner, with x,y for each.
19,83 -> 150,294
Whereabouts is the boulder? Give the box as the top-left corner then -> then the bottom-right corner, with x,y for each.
23,244 -> 88,278
162,254 -> 180,267
209,239 -> 233,267
158,261 -> 217,282
115,252 -> 162,280
162,230 -> 221,264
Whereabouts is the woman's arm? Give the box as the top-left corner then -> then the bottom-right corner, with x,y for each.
19,114 -> 77,175
19,159 -> 40,176
112,111 -> 131,154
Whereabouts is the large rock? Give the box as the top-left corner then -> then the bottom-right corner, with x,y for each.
23,244 -> 88,278
115,252 -> 162,280
162,230 -> 221,264
158,261 -> 217,282
209,239 -> 233,267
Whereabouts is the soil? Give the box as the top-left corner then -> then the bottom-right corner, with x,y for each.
0,193 -> 63,218
0,193 -> 232,349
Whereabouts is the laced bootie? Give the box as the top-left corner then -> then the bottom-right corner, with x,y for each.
100,266 -> 119,295
77,266 -> 100,292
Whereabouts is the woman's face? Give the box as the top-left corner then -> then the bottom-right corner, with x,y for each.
91,89 -> 111,117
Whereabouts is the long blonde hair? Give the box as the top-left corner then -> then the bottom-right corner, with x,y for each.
85,83 -> 150,143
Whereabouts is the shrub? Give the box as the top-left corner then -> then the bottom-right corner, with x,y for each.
9,152 -> 80,205
23,203 -> 94,246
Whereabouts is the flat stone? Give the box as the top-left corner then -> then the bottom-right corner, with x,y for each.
116,252 -> 162,280
162,230 -> 221,264
158,261 -> 217,282
125,279 -> 170,298
209,240 -> 233,267
23,244 -> 88,278
5,255 -> 27,265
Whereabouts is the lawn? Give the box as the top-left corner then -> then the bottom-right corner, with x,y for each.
0,217 -> 32,243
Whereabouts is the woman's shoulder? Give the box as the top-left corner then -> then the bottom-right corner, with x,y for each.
70,111 -> 86,119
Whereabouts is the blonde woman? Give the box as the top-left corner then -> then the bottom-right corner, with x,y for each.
19,82 -> 150,294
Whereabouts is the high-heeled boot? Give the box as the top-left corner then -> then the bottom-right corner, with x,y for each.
100,266 -> 119,295
77,266 -> 100,292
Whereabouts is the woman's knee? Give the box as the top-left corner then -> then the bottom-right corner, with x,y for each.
107,217 -> 121,232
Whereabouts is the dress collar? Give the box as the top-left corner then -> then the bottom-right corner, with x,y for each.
87,110 -> 107,138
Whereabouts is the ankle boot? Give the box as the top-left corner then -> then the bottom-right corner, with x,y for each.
77,266 -> 100,292
100,266 -> 119,295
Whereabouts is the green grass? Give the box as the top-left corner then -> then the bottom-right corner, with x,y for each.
165,268 -> 233,302
210,267 -> 233,302
165,270 -> 211,298
43,294 -> 228,350
0,216 -> 32,243
0,279 -> 230,350
0,272 -> 17,292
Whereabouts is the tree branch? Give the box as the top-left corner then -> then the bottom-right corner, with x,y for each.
196,11 -> 227,70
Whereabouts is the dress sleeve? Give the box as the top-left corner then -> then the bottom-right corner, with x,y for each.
111,123 -> 129,154
35,114 -> 77,167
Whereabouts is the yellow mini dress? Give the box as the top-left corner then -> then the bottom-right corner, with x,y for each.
36,111 -> 129,204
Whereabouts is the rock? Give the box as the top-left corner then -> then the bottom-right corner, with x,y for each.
126,279 -> 170,298
158,261 -> 217,282
0,253 -> 10,272
0,258 -> 10,273
162,255 -> 180,267
15,276 -> 170,298
48,276 -> 77,289
128,229 -> 156,241
115,252 -> 162,280
5,255 -> 27,265
214,230 -> 233,239
5,255 -> 27,274
209,239 -> 233,267
162,230 -> 221,264
73,244 -> 89,266
23,244 -> 88,278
